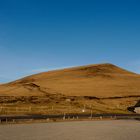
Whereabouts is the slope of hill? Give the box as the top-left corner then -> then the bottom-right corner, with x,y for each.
0,63 -> 140,114
0,63 -> 140,97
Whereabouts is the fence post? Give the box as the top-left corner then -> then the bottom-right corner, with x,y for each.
16,107 -> 18,112
29,106 -> 32,112
0,107 -> 3,114
90,110 -> 93,119
63,113 -> 66,120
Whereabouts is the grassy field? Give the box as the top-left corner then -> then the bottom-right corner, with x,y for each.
0,64 -> 140,115
0,96 -> 138,115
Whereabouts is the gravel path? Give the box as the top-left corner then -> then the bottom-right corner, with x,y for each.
0,120 -> 140,140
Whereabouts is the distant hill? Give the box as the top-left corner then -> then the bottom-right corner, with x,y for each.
0,63 -> 140,114
0,63 -> 140,97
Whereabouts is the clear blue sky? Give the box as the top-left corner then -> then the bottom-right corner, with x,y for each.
0,0 -> 140,82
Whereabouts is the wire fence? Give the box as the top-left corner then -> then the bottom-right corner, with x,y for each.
0,105 -> 90,115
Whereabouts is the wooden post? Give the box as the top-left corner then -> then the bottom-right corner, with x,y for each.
16,107 -> 18,112
84,105 -> 86,110
63,113 -> 66,120
13,119 -> 15,123
0,107 -> 2,114
29,106 -> 32,112
90,110 -> 93,119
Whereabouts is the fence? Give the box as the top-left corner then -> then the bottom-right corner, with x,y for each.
0,105 -> 90,115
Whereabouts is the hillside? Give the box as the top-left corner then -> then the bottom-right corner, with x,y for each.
0,63 -> 140,97
0,63 -> 140,114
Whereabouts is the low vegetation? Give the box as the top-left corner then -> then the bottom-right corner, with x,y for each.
0,63 -> 140,115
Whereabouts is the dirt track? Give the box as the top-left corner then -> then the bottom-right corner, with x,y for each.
0,120 -> 140,140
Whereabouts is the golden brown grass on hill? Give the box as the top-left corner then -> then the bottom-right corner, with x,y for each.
0,63 -> 140,115
1,63 -> 140,97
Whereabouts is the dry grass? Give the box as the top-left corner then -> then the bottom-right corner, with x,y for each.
0,63 -> 140,115
0,96 -> 138,115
